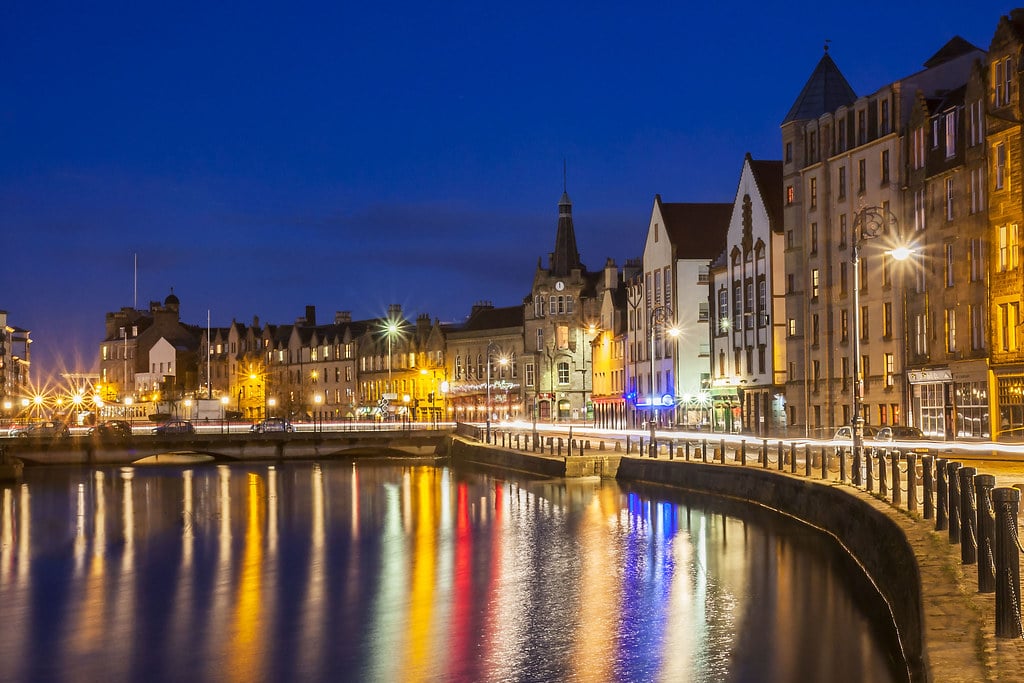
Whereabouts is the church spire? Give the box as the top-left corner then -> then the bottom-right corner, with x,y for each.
550,184 -> 582,277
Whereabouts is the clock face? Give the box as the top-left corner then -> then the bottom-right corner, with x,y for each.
555,281 -> 565,291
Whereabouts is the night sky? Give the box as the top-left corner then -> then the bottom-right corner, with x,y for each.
1,1 -> 1012,381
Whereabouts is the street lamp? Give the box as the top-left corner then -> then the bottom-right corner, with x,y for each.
382,318 -> 402,399
648,305 -> 678,456
267,397 -> 276,418
314,393 -> 323,432
220,395 -> 230,434
851,206 -> 909,484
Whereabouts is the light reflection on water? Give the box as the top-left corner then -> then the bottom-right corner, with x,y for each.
0,461 -> 904,683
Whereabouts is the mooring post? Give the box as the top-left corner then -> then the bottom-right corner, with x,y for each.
907,453 -> 918,513
994,487 -> 1022,638
891,452 -> 901,508
947,461 -> 962,545
935,458 -> 949,531
977,474 -> 996,594
921,454 -> 934,520
959,466 -> 978,565
866,446 -> 874,493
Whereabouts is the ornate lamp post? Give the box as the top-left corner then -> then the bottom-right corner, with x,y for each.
850,206 -> 910,484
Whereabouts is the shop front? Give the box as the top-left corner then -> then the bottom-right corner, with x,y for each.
710,387 -> 741,434
909,361 -> 990,441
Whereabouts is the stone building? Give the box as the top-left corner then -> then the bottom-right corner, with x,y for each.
709,154 -> 786,436
0,310 -> 31,407
591,258 -> 638,429
781,41 -> 982,437
986,11 -> 1024,440
445,302 -> 524,424
627,196 -> 730,429
904,40 -> 990,440
523,190 -> 604,423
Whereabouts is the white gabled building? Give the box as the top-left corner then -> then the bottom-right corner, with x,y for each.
627,196 -> 730,428
709,154 -> 787,435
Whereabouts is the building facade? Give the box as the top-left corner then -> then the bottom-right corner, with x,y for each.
709,154 -> 787,436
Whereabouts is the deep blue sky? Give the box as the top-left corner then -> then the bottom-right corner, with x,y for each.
1,1 -> 1013,381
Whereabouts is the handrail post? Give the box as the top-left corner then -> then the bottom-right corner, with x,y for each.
935,457 -> 949,531
977,474 -> 996,594
959,466 -> 978,565
922,454 -> 934,520
993,487 -> 1022,638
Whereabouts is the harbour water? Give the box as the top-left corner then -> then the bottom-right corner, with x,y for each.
0,460 -> 905,682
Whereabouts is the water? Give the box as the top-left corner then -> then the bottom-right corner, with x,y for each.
0,460 -> 905,682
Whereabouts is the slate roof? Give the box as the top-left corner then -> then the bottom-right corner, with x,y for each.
747,156 -> 784,234
923,36 -> 982,68
456,305 -> 524,333
658,199 -> 732,260
782,52 -> 857,124
550,191 -> 584,277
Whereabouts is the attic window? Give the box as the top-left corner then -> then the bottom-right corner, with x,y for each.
654,223 -> 659,242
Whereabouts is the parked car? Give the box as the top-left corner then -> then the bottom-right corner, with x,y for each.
153,419 -> 195,435
251,417 -> 294,434
832,425 -> 879,440
89,420 -> 133,442
876,425 -> 925,441
10,420 -> 71,440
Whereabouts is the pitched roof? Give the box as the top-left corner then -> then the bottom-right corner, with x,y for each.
782,52 -> 857,124
747,157 -> 784,234
458,305 -> 524,333
658,199 -> 732,260
923,36 -> 982,68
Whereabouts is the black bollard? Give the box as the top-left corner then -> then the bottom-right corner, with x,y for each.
702,439 -> 708,463
720,439 -> 726,464
907,453 -> 918,513
739,440 -> 746,465
976,474 -> 996,594
947,461 -> 962,545
878,450 -> 888,497
840,447 -> 847,483
891,452 -> 902,507
626,435 -> 631,454
922,455 -> 933,520
777,441 -> 784,471
557,438 -> 563,457
762,439 -> 769,468
993,487 -> 1022,638
935,458 -> 948,531
852,443 -> 862,487
804,444 -> 811,477
685,441 -> 691,461
790,442 -> 797,474
866,446 -> 874,493
959,466 -> 978,565
821,447 -> 828,480
669,441 -> 674,460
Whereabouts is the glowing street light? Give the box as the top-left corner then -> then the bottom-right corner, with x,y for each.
850,206 -> 910,484
648,304 -> 677,456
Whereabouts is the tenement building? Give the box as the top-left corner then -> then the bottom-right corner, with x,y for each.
0,310 -> 31,406
782,41 -> 982,438
987,12 -> 1024,440
904,40 -> 990,440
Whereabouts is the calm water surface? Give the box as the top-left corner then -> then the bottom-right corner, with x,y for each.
0,460 -> 905,682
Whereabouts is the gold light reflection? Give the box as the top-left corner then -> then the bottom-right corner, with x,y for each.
1,488 -> 12,584
228,471 -> 266,682
572,487 -> 620,681
70,471 -> 107,657
402,467 -> 437,680
297,465 -> 325,676
208,465 -> 232,669
367,483 -> 407,681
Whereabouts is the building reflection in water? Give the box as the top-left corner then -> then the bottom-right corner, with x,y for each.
0,461 -> 903,683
